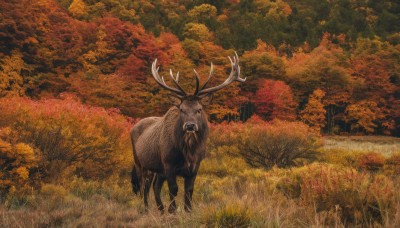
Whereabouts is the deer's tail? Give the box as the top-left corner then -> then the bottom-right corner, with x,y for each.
131,166 -> 140,195
130,132 -> 141,195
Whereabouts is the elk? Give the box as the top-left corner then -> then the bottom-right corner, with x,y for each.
130,53 -> 245,213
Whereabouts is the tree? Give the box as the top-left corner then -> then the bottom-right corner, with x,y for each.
68,74 -> 152,117
187,4 -> 217,23
187,3 -> 218,31
68,0 -> 88,19
345,100 -> 384,134
241,40 -> 286,93
351,38 -> 395,101
287,34 -> 352,134
0,139 -> 38,193
0,51 -> 32,97
183,23 -> 212,41
350,37 -> 399,135
300,89 -> 326,133
253,79 -> 297,121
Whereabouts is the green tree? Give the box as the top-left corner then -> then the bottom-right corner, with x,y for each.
183,23 -> 212,41
187,4 -> 218,30
188,4 -> 217,22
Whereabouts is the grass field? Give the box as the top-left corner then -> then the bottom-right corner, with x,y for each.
324,136 -> 400,157
1,136 -> 399,227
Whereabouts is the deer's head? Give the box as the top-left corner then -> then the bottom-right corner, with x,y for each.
151,52 -> 246,133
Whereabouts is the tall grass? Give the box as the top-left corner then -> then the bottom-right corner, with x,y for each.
0,97 -> 399,227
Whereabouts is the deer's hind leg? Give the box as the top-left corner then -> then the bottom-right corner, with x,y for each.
142,171 -> 154,211
153,174 -> 166,213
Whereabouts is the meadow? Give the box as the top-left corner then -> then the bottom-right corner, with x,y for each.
0,97 -> 399,227
1,139 -> 399,227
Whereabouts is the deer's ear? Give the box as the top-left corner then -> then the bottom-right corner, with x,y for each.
168,94 -> 182,106
199,93 -> 213,106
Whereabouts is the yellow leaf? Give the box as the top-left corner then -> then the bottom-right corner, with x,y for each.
15,166 -> 29,180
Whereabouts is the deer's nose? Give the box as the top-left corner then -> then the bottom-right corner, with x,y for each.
184,122 -> 196,131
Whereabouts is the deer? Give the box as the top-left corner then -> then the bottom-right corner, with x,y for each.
130,53 -> 245,213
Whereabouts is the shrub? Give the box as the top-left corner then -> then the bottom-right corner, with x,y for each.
357,152 -> 385,172
210,119 -> 321,169
40,184 -> 68,200
384,153 -> 400,176
67,177 -> 102,200
36,184 -> 71,210
0,136 -> 38,194
0,95 -> 133,188
277,163 -> 396,225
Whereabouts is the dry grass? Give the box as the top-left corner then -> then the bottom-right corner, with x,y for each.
323,136 -> 400,157
1,136 -> 399,227
0,178 -> 343,228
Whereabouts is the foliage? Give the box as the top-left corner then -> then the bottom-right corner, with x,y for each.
210,119 -> 321,169
277,163 -> 396,225
0,137 -> 38,193
0,51 -> 32,97
1,0 -> 399,135
68,0 -> 88,19
241,40 -> 286,89
286,34 -> 353,134
300,89 -> 326,132
183,23 -> 212,41
1,1 -> 400,226
357,152 -> 385,172
253,79 -> 297,121
345,100 -> 384,134
187,4 -> 217,23
384,153 -> 400,176
0,96 -> 133,191
68,74 -> 152,117
350,37 -> 400,135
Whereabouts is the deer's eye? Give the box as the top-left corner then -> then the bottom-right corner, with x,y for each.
196,109 -> 202,114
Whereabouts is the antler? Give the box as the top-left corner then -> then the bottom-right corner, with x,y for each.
196,52 -> 246,97
193,62 -> 214,94
200,62 -> 213,91
151,59 -> 187,97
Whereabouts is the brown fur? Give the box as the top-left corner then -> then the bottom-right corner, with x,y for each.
131,98 -> 209,213
132,53 -> 244,213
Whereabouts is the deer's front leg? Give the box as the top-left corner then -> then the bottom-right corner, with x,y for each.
184,173 -> 197,212
165,169 -> 178,213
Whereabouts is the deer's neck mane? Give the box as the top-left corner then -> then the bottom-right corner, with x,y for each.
164,106 -> 208,169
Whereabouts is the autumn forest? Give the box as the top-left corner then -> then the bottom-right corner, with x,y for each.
1,0 -> 400,226
1,0 -> 399,135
